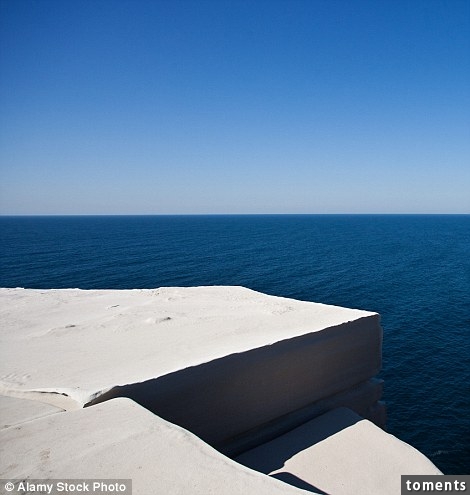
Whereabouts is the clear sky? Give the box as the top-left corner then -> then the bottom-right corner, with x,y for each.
1,0 -> 469,214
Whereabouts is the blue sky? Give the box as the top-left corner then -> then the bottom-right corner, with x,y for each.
1,0 -> 469,214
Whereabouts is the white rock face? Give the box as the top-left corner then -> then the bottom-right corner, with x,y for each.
0,396 -> 63,430
0,286 -> 441,493
0,286 -> 382,448
236,407 -> 441,495
0,398 -> 312,495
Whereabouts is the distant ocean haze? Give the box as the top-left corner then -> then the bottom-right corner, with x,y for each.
1,214 -> 469,474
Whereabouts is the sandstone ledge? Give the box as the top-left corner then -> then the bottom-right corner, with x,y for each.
0,287 -> 441,494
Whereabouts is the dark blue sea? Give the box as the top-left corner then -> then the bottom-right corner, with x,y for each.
1,215 -> 469,474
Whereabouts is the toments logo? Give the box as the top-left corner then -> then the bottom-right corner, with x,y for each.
402,476 -> 469,494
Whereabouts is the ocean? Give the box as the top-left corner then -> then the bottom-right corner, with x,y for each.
1,214 -> 469,474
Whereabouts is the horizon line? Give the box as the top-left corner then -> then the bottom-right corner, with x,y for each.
1,213 -> 469,217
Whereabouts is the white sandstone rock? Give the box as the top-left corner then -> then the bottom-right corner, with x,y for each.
236,407 -> 442,495
0,395 -> 64,430
0,397 -> 313,495
0,286 -> 382,447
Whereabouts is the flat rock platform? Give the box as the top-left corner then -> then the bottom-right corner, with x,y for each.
0,287 -> 441,494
